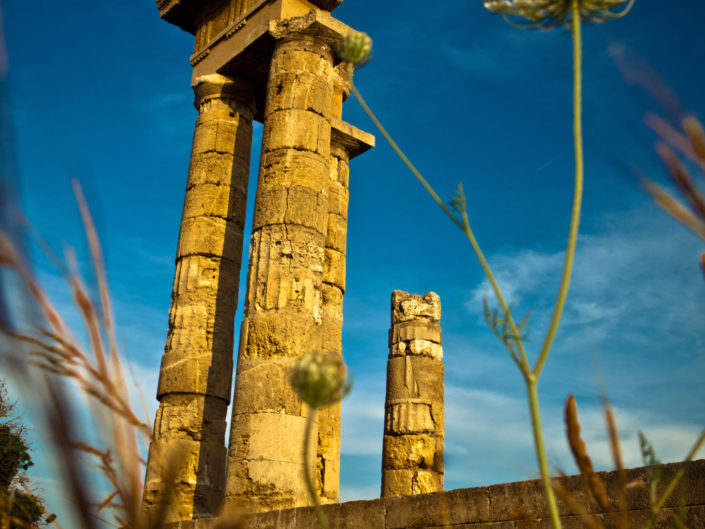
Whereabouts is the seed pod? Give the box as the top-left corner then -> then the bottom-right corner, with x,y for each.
291,351 -> 351,409
336,31 -> 372,67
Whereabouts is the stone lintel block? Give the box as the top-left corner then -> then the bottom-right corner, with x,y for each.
260,147 -> 329,188
385,356 -> 444,403
392,290 -> 441,323
182,182 -> 247,228
228,412 -> 314,465
158,350 -> 233,400
231,359 -> 303,414
382,434 -> 437,470
265,71 -> 332,119
331,118 -> 375,160
382,469 -> 441,498
188,152 -> 249,195
384,487 -> 490,528
177,215 -> 244,263
389,320 -> 442,346
391,339 -> 443,360
268,10 -> 352,53
262,109 -> 331,155
325,212 -> 347,253
326,181 -> 349,220
323,247 -> 345,291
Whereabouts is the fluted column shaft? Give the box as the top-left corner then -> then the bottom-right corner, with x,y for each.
382,291 -> 444,497
143,74 -> 255,523
224,33 -> 334,513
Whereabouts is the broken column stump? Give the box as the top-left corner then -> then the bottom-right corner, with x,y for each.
382,290 -> 444,497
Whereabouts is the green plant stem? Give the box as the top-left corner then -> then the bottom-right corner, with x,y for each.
533,0 -> 584,379
527,377 -> 562,529
350,83 -> 530,374
350,83 -> 463,231
644,427 -> 705,529
303,408 -> 329,529
458,208 -> 530,374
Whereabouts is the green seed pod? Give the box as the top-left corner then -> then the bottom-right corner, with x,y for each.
290,351 -> 351,409
336,31 -> 373,66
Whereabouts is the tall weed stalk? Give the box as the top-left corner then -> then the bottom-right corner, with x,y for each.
0,181 -> 153,529
337,1 -> 634,527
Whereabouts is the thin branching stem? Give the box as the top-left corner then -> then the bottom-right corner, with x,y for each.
458,207 -> 531,375
302,408 -> 329,529
350,83 -> 530,375
350,83 -> 464,230
528,377 -> 562,529
533,0 -> 584,379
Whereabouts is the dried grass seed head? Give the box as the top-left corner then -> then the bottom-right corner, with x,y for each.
483,0 -> 634,29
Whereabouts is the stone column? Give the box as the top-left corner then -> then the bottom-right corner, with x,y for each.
143,74 -> 255,523
316,64 -> 374,504
223,31 -> 334,514
382,290 -> 444,497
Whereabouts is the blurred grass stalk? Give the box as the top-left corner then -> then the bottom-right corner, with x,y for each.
556,395 -> 705,529
643,113 -> 705,277
341,1 -> 635,528
0,180 -> 153,529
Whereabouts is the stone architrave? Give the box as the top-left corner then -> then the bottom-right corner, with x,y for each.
382,291 -> 445,497
316,64 -> 374,505
142,74 -> 255,524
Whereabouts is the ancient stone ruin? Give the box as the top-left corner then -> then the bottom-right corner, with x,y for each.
143,0 -> 375,523
144,1 -> 705,528
383,291 -> 444,497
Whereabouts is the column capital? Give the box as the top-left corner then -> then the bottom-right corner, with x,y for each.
331,118 -> 375,160
268,9 -> 353,52
192,73 -> 256,119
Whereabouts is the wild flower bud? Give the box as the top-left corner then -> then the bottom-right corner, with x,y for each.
291,351 -> 351,409
336,31 -> 372,67
483,0 -> 634,28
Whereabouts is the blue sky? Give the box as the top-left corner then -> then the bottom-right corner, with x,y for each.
1,0 -> 704,520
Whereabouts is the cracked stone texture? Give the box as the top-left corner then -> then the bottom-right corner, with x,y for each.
224,32 -> 335,514
142,74 -> 255,524
382,291 -> 444,498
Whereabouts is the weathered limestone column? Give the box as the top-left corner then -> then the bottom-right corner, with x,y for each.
224,30 -> 335,513
382,290 -> 444,497
316,64 -> 374,504
143,74 -> 255,523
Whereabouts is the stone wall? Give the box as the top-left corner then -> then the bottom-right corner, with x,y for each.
171,460 -> 705,529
